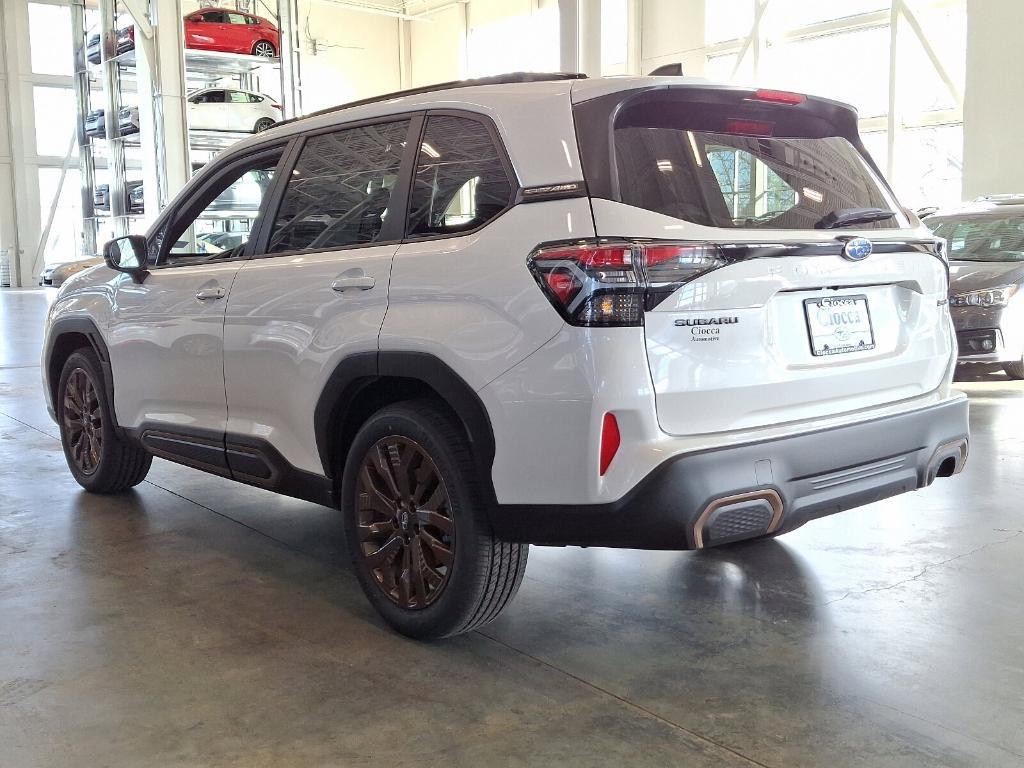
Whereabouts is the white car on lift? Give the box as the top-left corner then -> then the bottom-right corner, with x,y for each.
188,88 -> 281,133
42,72 -> 968,640
118,88 -> 280,135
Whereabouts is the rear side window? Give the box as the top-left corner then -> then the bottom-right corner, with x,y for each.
266,120 -> 409,254
406,115 -> 513,237
608,93 -> 906,230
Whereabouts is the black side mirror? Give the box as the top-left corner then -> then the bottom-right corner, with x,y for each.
103,234 -> 148,282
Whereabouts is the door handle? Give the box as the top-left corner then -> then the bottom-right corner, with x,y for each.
331,275 -> 375,292
195,286 -> 226,301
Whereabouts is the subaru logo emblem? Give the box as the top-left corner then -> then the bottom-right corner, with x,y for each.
842,237 -> 873,261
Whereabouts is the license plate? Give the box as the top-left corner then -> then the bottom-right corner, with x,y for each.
803,294 -> 875,357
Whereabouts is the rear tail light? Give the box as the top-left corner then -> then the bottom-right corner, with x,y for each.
271,103 -> 283,111
528,240 -> 728,326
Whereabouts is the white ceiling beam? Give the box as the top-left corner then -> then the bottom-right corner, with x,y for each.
895,0 -> 964,108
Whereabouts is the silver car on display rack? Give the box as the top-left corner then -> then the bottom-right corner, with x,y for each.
39,257 -> 105,288
925,196 -> 1024,378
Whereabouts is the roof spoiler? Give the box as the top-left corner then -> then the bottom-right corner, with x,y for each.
648,63 -> 683,76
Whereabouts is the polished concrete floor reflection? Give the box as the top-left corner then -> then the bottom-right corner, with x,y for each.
2,288 -> 1023,767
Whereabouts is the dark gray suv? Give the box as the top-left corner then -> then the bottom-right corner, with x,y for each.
926,198 -> 1024,379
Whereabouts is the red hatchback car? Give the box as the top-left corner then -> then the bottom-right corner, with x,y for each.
183,8 -> 280,58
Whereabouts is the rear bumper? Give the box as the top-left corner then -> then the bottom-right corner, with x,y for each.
490,396 -> 969,549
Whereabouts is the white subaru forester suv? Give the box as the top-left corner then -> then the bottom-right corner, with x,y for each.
43,73 -> 968,639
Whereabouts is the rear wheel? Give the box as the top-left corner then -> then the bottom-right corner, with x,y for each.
57,349 -> 151,493
342,400 -> 528,639
1004,358 -> 1024,380
252,40 -> 276,58
252,117 -> 275,133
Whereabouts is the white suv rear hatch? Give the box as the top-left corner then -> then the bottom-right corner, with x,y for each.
573,84 -> 952,436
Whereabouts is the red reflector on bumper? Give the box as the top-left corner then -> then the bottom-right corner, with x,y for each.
600,412 -> 620,476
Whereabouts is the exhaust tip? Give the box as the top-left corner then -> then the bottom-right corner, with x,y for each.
694,489 -> 784,549
926,438 -> 968,484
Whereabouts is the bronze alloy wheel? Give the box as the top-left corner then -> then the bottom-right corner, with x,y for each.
355,436 -> 455,609
62,367 -> 102,476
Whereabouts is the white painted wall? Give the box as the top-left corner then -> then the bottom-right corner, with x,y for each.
639,0 -> 705,77
962,0 -> 1024,199
296,1 -> 401,111
408,0 -> 560,86
409,4 -> 464,87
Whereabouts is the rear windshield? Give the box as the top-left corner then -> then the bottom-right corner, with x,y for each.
606,91 -> 905,231
614,127 -> 905,230
926,213 -> 1024,262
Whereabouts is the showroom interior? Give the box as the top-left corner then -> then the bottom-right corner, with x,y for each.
2,0 -> 1023,766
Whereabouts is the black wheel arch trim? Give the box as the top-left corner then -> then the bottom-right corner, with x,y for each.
45,317 -> 122,433
314,351 -> 499,510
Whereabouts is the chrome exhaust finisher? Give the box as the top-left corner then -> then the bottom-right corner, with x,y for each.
693,489 -> 784,549
925,438 -> 969,485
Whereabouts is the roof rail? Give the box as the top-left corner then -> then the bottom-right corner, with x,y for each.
273,71 -> 587,129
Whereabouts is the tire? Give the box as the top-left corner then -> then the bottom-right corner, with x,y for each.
341,400 -> 528,639
252,117 -> 275,133
57,348 -> 152,493
1003,359 -> 1024,380
252,40 -> 276,58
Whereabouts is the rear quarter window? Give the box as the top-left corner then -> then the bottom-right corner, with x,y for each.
406,114 -> 513,238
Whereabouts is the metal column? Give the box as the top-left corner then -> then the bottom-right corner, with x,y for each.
70,1 -> 97,256
99,0 -> 128,235
278,0 -> 301,119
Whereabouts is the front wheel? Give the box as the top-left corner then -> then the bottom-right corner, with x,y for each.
57,349 -> 152,493
252,40 -> 276,58
341,401 -> 528,639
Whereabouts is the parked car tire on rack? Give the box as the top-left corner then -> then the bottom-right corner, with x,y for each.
341,401 -> 529,639
252,40 -> 276,57
57,349 -> 152,493
253,117 -> 275,132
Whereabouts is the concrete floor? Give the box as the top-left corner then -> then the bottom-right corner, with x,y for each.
2,287 -> 1023,767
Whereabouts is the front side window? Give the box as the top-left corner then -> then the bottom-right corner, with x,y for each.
266,120 -> 410,254
200,11 -> 225,23
193,90 -> 225,104
162,154 -> 281,265
406,114 -> 513,237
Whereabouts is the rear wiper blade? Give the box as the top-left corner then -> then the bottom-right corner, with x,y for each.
814,207 -> 896,229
